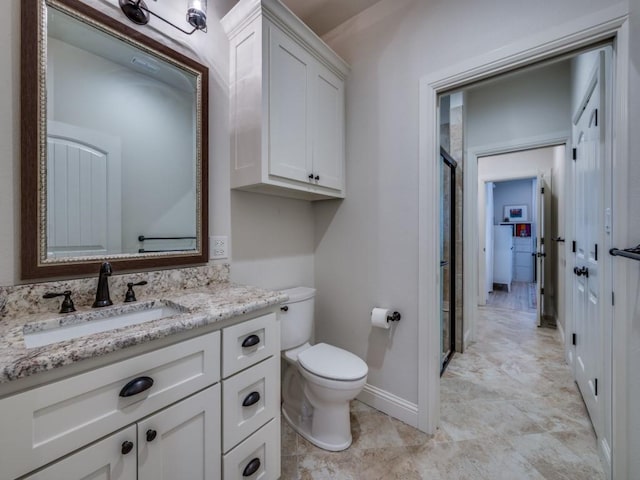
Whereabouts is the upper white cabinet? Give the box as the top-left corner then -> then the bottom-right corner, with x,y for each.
223,0 -> 349,200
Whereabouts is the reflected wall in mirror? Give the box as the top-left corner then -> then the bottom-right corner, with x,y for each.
22,0 -> 209,279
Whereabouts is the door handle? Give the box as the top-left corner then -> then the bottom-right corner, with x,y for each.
573,266 -> 589,277
537,252 -> 546,258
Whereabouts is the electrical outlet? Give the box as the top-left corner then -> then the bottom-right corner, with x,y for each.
210,235 -> 228,259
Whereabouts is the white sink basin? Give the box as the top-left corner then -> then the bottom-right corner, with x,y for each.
23,303 -> 183,348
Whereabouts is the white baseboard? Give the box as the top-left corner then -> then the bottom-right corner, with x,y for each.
356,383 -> 419,428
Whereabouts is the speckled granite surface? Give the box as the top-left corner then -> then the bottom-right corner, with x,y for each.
0,264 -> 230,319
0,268 -> 287,385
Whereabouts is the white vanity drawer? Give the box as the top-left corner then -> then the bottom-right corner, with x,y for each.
222,356 -> 279,452
222,418 -> 280,480
222,313 -> 279,378
0,331 -> 220,480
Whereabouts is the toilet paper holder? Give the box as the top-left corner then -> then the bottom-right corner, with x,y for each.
387,311 -> 401,323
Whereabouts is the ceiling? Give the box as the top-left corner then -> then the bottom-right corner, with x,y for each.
213,0 -> 383,36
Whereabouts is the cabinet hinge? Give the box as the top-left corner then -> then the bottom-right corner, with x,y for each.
572,148 -> 577,160
572,333 -> 576,346
572,240 -> 576,253
595,378 -> 598,396
595,243 -> 598,261
595,108 -> 599,127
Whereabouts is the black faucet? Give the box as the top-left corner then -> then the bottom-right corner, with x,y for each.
92,262 -> 113,308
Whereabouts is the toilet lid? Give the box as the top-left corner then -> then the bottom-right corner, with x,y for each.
297,343 -> 368,381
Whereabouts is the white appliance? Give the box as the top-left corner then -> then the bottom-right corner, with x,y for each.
493,225 -> 514,291
280,287 -> 368,451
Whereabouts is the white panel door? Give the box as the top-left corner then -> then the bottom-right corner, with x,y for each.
311,63 -> 344,191
23,425 -> 136,480
268,25 -> 313,183
572,53 -> 604,437
47,121 -> 121,257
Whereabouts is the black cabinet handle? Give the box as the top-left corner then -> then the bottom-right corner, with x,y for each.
281,305 -> 289,312
146,429 -> 157,442
119,376 -> 154,397
308,174 -> 314,180
314,175 -> 320,181
241,334 -> 260,348
121,441 -> 134,455
242,458 -> 261,477
242,391 -> 261,407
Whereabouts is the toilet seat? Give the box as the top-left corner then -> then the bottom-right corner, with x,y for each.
297,343 -> 368,381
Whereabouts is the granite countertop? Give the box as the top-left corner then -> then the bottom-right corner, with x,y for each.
0,283 -> 287,385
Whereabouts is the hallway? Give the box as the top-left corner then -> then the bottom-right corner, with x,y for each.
280,305 -> 604,479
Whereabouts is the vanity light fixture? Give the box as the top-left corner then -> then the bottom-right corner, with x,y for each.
119,0 -> 207,35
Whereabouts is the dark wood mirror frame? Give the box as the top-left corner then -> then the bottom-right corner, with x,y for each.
21,0 -> 209,280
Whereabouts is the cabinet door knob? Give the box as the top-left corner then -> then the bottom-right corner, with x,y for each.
119,376 -> 154,397
121,441 -> 134,455
281,305 -> 289,312
146,429 -> 157,442
242,458 -> 261,477
241,334 -> 260,348
314,175 -> 320,181
242,391 -> 261,407
308,173 -> 314,180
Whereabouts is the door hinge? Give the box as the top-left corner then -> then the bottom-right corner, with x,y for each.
541,237 -> 545,245
572,148 -> 577,160
541,187 -> 545,194
540,287 -> 545,295
572,333 -> 576,345
595,109 -> 599,127
595,244 -> 598,261
572,240 -> 576,253
612,291 -> 615,305
595,378 -> 598,396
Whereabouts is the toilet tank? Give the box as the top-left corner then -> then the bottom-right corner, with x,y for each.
280,287 -> 316,350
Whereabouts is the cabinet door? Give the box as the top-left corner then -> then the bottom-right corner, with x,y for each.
23,425 -> 137,480
311,63 -> 345,191
138,385 -> 221,480
268,25 -> 313,183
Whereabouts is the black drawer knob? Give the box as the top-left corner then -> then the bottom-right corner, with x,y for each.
243,458 -> 261,477
146,429 -> 157,442
281,305 -> 289,312
119,376 -> 154,397
241,334 -> 260,348
121,441 -> 134,455
242,391 -> 261,407
308,174 -> 314,180
314,175 -> 320,181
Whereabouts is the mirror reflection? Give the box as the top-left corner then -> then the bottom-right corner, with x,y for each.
45,5 -> 199,260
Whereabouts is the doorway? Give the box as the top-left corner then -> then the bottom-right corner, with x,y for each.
421,37 -> 618,477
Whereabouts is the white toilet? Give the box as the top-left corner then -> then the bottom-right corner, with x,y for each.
279,287 -> 368,451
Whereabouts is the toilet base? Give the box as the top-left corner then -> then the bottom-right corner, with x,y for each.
282,404 -> 352,452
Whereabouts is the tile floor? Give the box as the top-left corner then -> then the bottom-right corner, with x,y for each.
280,304 -> 605,479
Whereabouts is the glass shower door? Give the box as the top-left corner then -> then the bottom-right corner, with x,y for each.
440,147 -> 456,374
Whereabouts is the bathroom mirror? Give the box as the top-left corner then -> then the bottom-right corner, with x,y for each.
21,0 -> 209,279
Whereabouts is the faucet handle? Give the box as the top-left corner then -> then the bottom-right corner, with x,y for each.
43,290 -> 76,314
124,281 -> 148,303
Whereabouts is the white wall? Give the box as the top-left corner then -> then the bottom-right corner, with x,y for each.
230,191 -> 315,290
493,179 -> 534,225
466,61 -> 572,150
319,0 -> 613,406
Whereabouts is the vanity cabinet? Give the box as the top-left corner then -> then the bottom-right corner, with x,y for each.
223,0 -> 349,200
0,310 -> 281,480
23,386 -> 220,480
